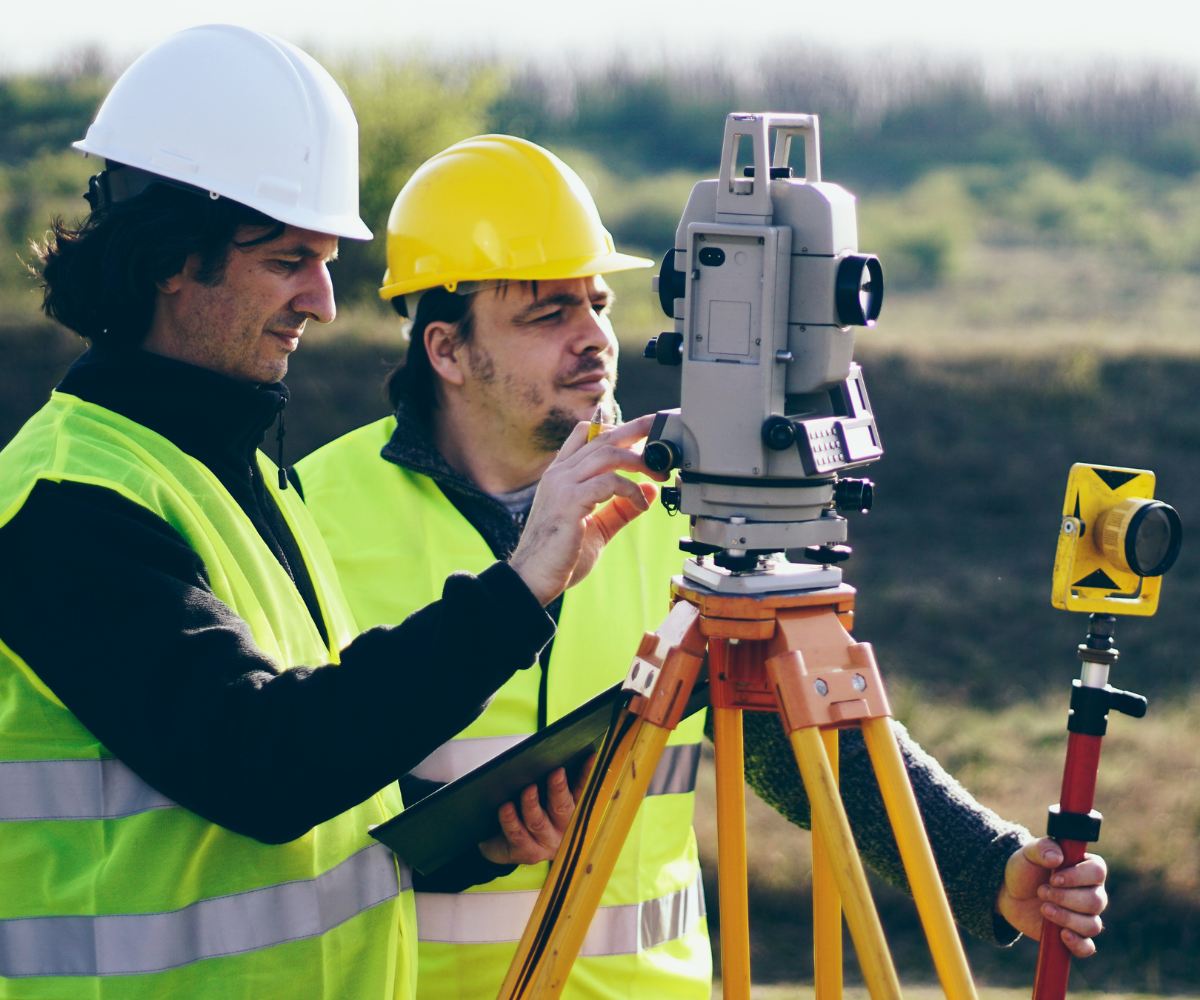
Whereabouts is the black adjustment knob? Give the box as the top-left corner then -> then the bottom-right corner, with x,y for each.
643,440 -> 680,474
643,338 -> 659,360
654,331 -> 684,366
833,478 -> 875,513
761,416 -> 796,451
679,539 -> 721,557
743,166 -> 794,179
657,249 -> 687,318
660,486 -> 681,513
802,544 -> 853,565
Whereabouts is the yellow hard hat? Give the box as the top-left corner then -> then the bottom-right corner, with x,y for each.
379,134 -> 652,301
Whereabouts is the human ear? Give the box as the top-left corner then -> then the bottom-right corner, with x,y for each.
157,271 -> 186,295
424,321 -> 467,387
156,252 -> 199,295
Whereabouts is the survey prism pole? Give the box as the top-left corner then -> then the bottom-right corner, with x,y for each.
1033,615 -> 1146,1000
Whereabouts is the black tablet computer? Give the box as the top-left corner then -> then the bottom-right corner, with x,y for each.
371,680 -> 708,874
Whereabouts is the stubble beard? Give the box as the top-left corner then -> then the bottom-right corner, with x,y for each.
465,339 -> 616,454
531,408 -> 583,452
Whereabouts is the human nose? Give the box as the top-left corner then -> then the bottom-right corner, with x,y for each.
293,262 -> 337,325
571,305 -> 615,356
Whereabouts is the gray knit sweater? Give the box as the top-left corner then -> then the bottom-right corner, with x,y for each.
733,710 -> 1028,944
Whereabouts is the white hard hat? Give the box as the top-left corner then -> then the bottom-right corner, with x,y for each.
74,24 -> 371,241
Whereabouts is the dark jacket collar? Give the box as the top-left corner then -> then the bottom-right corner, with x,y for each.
58,347 -> 289,471
379,387 -> 624,559
381,397 -> 493,505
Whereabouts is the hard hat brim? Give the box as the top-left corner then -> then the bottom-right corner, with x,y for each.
378,249 -> 653,301
74,142 -> 373,241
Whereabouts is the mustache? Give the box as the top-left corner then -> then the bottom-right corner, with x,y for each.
561,358 -> 612,383
271,311 -> 308,330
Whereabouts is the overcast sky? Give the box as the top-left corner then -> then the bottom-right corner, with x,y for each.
4,0 -> 1198,80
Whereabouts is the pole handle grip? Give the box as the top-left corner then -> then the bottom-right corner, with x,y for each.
1031,838 -> 1087,1000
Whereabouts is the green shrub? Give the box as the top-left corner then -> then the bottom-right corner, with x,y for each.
860,171 -> 977,288
328,57 -> 501,303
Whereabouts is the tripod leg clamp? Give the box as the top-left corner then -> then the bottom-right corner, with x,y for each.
1046,804 -> 1103,843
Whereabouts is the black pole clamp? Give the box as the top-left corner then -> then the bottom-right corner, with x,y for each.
1066,680 -> 1148,737
1047,804 -> 1103,843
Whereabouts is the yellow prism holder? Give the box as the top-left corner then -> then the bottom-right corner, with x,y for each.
1050,463 -> 1170,616
497,578 -> 979,1000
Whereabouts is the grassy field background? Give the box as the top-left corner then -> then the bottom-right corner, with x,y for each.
3,48 -> 1200,995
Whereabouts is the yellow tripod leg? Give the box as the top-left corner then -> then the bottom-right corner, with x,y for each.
498,717 -> 672,999
712,706 -> 751,1000
813,728 -> 844,1000
788,725 -> 902,1000
497,710 -> 636,1000
862,717 -> 978,1000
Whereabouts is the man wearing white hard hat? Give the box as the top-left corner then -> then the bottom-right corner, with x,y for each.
0,25 -> 658,999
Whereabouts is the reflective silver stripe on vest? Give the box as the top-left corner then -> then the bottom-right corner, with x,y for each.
415,874 -> 705,956
409,735 -> 525,783
646,742 -> 700,796
411,739 -> 700,795
0,758 -> 176,821
0,844 -> 405,978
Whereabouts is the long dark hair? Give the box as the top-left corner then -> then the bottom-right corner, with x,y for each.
36,179 -> 283,348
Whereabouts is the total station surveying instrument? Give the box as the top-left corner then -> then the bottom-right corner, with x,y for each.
498,113 -> 979,1000
642,111 -> 883,593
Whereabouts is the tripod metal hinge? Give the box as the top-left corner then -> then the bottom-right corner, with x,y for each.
769,640 -> 892,732
621,601 -> 707,728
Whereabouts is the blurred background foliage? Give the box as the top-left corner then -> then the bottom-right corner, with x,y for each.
2,47 -> 1199,991
4,49 -> 1200,313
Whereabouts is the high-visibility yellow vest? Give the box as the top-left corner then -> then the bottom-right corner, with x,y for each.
299,416 -> 711,1000
0,393 -> 417,1000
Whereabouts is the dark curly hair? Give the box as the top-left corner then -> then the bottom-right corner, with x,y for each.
35,178 -> 283,349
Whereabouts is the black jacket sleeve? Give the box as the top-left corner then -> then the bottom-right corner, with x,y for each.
0,479 -> 554,844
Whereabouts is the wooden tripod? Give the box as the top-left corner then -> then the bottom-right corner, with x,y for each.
498,576 -> 979,1000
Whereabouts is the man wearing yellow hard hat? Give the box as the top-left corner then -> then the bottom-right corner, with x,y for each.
297,135 -> 1109,998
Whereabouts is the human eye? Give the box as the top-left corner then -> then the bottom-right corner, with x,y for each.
269,257 -> 304,274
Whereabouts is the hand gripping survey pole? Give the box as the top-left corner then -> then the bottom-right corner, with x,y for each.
1031,615 -> 1145,1000
498,579 -> 979,1000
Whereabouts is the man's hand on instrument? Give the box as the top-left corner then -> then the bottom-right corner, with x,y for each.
509,413 -> 663,606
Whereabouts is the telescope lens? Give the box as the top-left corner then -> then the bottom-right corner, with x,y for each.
1127,501 -> 1182,576
835,255 -> 884,327
1097,498 -> 1183,577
